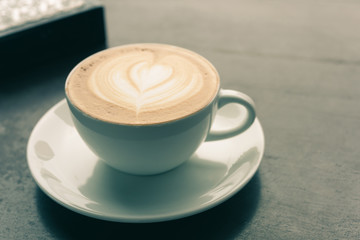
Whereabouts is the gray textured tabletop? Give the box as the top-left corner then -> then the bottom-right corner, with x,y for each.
1,0 -> 359,239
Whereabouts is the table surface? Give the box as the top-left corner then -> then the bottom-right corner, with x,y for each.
1,0 -> 359,239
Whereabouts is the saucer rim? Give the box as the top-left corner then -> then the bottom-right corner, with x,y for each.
27,99 -> 264,223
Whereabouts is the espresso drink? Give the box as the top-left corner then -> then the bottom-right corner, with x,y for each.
65,44 -> 220,125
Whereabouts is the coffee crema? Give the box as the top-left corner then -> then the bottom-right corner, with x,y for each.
65,44 -> 220,125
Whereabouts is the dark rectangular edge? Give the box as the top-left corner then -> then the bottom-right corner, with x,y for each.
0,6 -> 107,77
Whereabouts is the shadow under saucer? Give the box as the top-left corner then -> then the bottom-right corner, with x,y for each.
36,172 -> 261,240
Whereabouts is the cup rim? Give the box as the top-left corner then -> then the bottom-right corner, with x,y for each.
65,43 -> 221,127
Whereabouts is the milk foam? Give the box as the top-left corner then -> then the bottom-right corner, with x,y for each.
66,44 -> 219,125
89,54 -> 202,115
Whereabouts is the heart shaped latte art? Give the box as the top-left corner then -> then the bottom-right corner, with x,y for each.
89,52 -> 203,115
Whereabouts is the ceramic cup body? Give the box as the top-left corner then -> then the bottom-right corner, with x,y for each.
66,87 -> 256,175
65,45 -> 256,175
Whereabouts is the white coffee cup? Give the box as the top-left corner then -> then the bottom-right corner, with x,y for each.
65,44 -> 256,175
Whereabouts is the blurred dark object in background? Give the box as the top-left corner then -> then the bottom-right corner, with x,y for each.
0,0 -> 107,78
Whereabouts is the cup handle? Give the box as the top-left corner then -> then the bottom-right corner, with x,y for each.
207,89 -> 256,141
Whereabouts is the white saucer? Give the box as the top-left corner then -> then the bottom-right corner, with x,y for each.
27,99 -> 264,223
